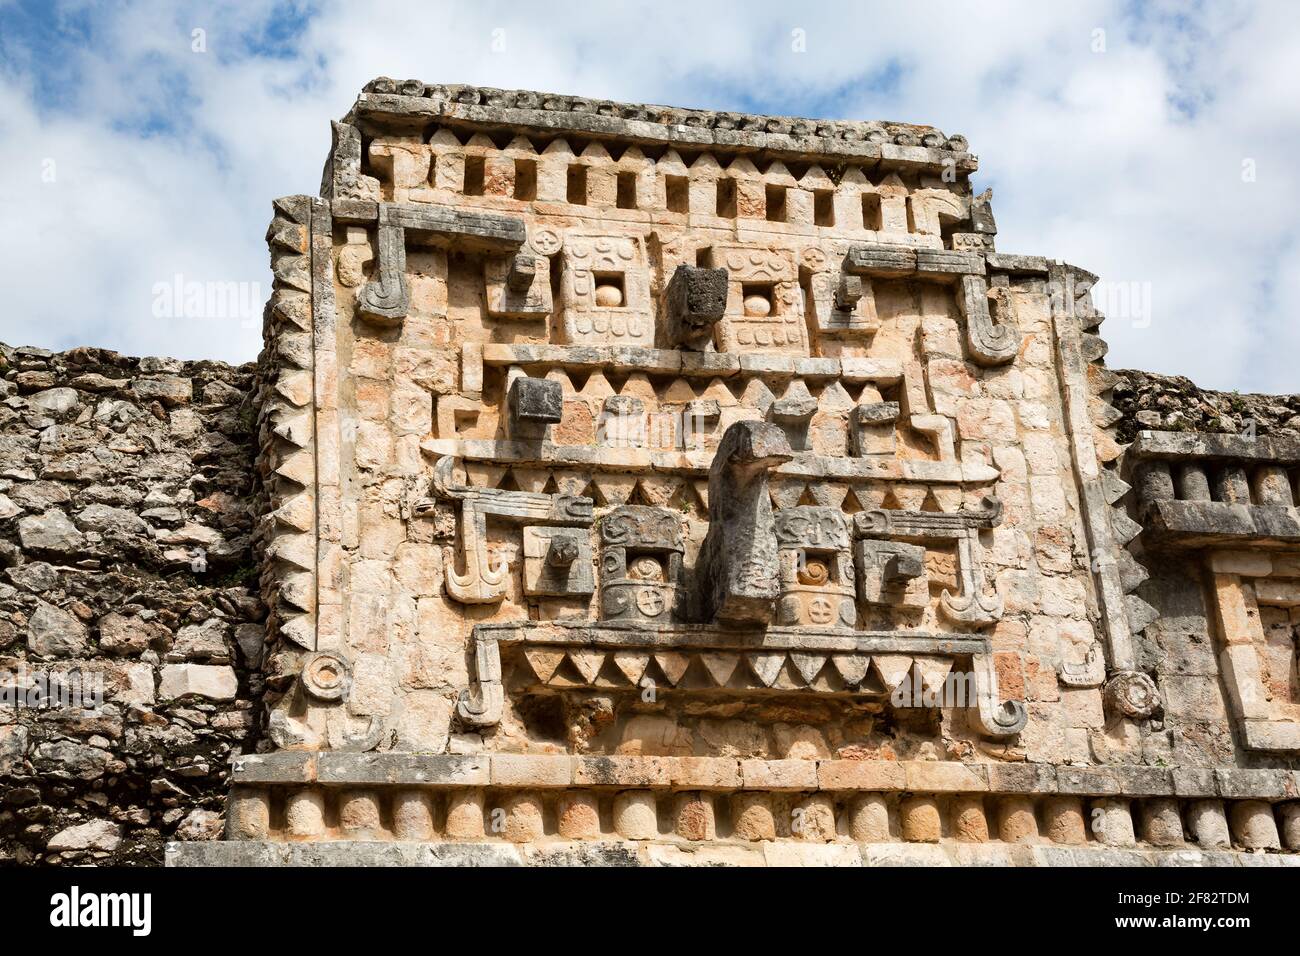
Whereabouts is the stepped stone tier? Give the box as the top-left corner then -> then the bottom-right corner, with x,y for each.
4,79 -> 1295,867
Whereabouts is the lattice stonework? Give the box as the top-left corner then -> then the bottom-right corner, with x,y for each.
168,81 -> 1300,867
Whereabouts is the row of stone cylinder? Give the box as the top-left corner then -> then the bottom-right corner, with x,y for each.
226,785 -> 1300,851
1138,458 -> 1298,508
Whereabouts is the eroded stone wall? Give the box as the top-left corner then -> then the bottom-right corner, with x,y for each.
1112,369 -> 1300,444
0,343 -> 261,865
1112,369 -> 1300,770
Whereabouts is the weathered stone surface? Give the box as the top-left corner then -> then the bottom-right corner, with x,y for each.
1139,798 -> 1185,847
1043,796 -> 1087,845
159,664 -> 239,701
46,819 -> 122,853
612,790 -> 658,841
693,421 -> 793,624
174,809 -> 224,841
26,600 -> 89,657
900,795 -> 941,843
1228,800 -> 1280,850
98,611 -> 171,655
555,791 -> 601,839
285,790 -> 328,837
17,510 -> 84,555
951,794 -> 989,842
997,795 -> 1039,844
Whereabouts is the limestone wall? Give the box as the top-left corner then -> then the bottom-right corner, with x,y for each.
0,343 -> 262,864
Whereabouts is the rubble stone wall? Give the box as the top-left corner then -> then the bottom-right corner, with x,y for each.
0,343 -> 262,865
1112,369 -> 1300,444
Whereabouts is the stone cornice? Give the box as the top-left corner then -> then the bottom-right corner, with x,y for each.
348,79 -> 978,173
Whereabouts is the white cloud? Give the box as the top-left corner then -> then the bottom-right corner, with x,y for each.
0,0 -> 1296,393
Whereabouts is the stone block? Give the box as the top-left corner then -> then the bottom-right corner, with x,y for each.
731,793 -> 777,841
612,791 -> 658,841
1228,800 -> 1280,850
158,664 -> 238,701
900,795 -> 941,843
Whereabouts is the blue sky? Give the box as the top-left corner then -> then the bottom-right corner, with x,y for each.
1,0 -> 1297,393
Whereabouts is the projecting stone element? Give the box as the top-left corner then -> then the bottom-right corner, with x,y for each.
664,264 -> 727,351
523,526 -> 594,597
835,274 -> 864,311
971,187 -> 997,235
356,211 -> 409,324
507,375 -> 564,439
770,380 -> 819,451
506,252 -> 538,293
849,401 -> 900,457
694,421 -> 794,625
855,539 -> 928,608
485,252 -> 551,319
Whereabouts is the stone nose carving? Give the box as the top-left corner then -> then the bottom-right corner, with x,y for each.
693,420 -> 794,625
665,263 -> 728,351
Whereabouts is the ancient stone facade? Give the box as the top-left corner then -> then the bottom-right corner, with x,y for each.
5,81 -> 1299,867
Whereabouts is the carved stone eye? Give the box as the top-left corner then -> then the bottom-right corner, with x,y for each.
546,535 -> 580,567
798,558 -> 829,586
628,556 -> 664,582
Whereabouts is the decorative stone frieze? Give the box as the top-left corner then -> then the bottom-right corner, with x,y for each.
140,82 -> 1300,867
